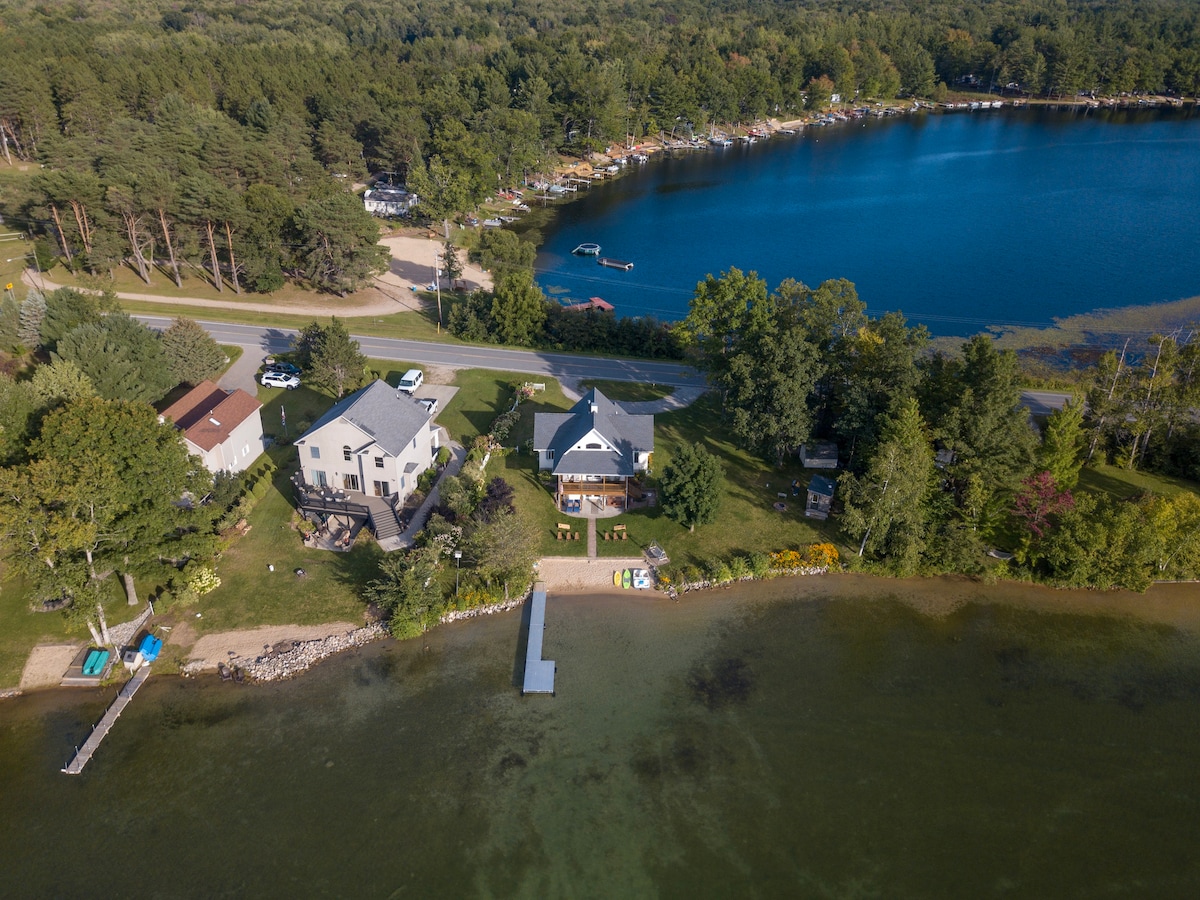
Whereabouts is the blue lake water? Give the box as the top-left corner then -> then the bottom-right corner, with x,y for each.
533,107 -> 1200,335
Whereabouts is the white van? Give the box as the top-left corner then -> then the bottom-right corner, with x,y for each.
398,369 -> 424,394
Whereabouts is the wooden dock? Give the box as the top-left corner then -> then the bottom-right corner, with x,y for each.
522,582 -> 556,695
597,257 -> 634,271
62,666 -> 151,775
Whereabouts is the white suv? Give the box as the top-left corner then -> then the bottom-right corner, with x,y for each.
261,371 -> 300,390
398,369 -> 423,394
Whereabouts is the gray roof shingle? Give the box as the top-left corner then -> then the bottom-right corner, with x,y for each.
533,388 -> 653,476
298,379 -> 431,457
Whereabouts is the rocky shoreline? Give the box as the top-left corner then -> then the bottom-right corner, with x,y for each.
182,623 -> 388,681
182,595 -> 531,683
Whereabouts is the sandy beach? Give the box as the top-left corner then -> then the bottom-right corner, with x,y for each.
536,556 -> 650,594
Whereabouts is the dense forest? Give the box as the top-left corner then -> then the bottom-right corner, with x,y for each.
682,269 -> 1200,588
2,0 -> 1200,293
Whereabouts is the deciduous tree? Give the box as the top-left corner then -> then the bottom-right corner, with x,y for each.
364,546 -> 444,639
839,398 -> 934,574
0,397 -> 210,615
465,508 -> 539,596
660,442 -> 724,532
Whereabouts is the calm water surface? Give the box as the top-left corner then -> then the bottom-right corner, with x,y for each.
3,578 -> 1199,897
532,108 -> 1200,334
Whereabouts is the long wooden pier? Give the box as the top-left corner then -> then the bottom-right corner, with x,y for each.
522,582 -> 556,695
62,666 -> 151,775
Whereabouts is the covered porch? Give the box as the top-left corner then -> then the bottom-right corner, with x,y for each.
555,476 -> 629,517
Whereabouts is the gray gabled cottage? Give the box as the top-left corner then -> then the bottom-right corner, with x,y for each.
533,388 -> 653,513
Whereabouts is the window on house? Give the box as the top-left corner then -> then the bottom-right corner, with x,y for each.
343,446 -> 351,461
311,447 -> 321,460
400,476 -> 406,490
375,456 -> 384,468
547,449 -> 555,460
243,444 -> 250,457
586,442 -> 602,449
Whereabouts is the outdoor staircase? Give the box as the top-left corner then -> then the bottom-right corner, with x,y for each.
364,497 -> 403,542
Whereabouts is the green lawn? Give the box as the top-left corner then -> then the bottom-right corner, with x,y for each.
490,388 -> 847,566
0,566 -> 150,690
579,379 -> 672,402
599,393 -> 847,571
1077,461 -> 1200,501
187,447 -> 379,635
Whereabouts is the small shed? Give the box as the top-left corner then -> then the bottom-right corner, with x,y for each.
805,475 -> 836,520
800,442 -> 839,469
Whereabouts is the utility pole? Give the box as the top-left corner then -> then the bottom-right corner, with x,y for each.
434,250 -> 442,333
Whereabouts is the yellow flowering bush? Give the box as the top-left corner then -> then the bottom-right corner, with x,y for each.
805,543 -> 840,569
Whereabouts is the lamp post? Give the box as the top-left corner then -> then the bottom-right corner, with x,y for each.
454,550 -> 462,597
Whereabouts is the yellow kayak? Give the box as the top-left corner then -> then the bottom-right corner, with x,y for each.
613,570 -> 622,587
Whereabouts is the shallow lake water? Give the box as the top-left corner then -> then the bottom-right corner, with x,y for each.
3,577 -> 1199,897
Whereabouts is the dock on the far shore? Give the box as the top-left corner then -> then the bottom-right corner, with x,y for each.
61,667 -> 152,775
522,582 -> 556,695
597,257 -> 634,271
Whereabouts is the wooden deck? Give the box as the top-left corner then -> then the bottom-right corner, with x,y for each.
62,666 -> 152,775
522,583 -> 556,695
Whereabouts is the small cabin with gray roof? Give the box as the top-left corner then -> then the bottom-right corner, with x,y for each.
533,388 -> 653,513
293,380 -> 438,539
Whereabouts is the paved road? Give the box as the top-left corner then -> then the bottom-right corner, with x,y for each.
139,315 -> 1074,418
1022,389 -> 1074,418
137,316 -> 707,394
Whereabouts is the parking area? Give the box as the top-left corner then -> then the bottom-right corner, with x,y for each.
413,384 -> 458,418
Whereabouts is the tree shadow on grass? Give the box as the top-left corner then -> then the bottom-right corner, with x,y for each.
324,538 -> 387,604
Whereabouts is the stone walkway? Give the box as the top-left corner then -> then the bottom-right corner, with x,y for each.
107,606 -> 153,651
586,518 -> 597,557
379,438 -> 466,551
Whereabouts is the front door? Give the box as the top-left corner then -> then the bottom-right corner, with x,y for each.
343,473 -> 360,491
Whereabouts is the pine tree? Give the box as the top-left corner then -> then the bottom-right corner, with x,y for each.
161,317 -> 226,386
302,317 -> 367,398
18,290 -> 46,349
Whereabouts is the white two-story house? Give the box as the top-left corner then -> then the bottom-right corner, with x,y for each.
294,379 -> 438,510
